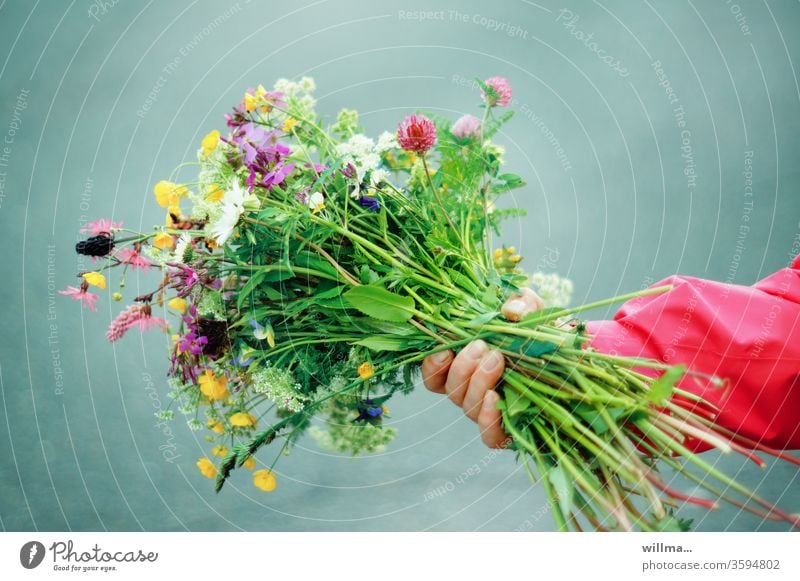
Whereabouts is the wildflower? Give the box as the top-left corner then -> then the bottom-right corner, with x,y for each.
153,232 -> 174,250
115,247 -> 151,270
168,297 -> 187,314
177,331 -> 208,355
201,130 -> 220,156
357,195 -> 380,213
106,304 -> 168,342
482,76 -> 512,107
75,233 -> 115,257
211,445 -> 228,458
229,412 -> 256,428
282,117 -> 298,133
206,184 -> 224,202
397,114 -> 437,153
248,319 -> 275,347
376,131 -> 398,153
80,218 -> 123,235
243,456 -> 256,470
59,284 -> 99,312
196,457 -> 217,479
307,191 -> 325,213
198,370 -> 229,401
208,181 -> 259,245
207,419 -> 225,434
153,181 -> 187,207
82,271 -> 106,289
451,114 -> 481,139
358,362 -> 375,380
253,469 -> 277,492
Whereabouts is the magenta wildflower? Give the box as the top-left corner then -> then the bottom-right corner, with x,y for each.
115,247 -> 151,270
397,114 -> 437,154
451,114 -> 481,139
106,304 -> 167,342
59,283 -> 99,312
80,218 -> 123,235
482,76 -> 512,107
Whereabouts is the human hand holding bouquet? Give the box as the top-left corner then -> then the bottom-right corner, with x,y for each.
64,76 -> 800,531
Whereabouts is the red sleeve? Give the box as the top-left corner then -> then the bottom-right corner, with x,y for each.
585,255 -> 800,451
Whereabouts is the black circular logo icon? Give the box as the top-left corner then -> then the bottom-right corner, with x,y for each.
19,541 -> 45,569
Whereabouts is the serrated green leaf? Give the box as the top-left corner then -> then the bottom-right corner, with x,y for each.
505,388 -> 531,416
343,285 -> 415,322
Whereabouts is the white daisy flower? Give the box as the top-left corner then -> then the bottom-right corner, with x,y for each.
207,181 -> 259,245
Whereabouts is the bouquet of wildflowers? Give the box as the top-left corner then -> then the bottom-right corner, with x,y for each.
64,76 -> 799,531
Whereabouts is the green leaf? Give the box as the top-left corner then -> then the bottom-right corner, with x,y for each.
505,388 -> 531,416
507,337 -> 558,357
467,311 -> 499,327
648,365 -> 685,404
548,465 -> 575,518
236,270 -> 267,310
574,405 -> 627,436
491,173 -> 526,193
354,336 -> 410,352
343,285 -> 416,323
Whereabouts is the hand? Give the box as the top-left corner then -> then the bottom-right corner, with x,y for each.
421,288 -> 545,448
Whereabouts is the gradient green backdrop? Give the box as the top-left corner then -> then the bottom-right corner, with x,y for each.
1,0 -> 798,531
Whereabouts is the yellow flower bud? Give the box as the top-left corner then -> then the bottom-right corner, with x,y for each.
167,297 -> 187,314
82,271 -> 106,289
243,456 -> 256,470
211,445 -> 228,458
358,362 -> 375,380
253,469 -> 277,492
201,130 -> 220,156
152,232 -> 174,250
112,292 -> 123,302
196,457 -> 217,479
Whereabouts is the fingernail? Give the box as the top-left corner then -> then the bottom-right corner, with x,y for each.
431,350 -> 451,365
464,340 -> 488,360
479,350 -> 503,373
482,390 -> 498,411
505,299 -> 525,318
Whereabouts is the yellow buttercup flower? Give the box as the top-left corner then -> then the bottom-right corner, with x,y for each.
82,271 -> 106,290
358,362 -> 375,380
154,181 -> 187,208
229,412 -> 256,428
201,130 -> 220,156
282,117 -> 298,133
196,457 -> 217,479
253,469 -> 277,492
211,445 -> 228,458
207,420 -> 225,434
198,370 -> 229,401
152,232 -> 174,250
206,184 -> 224,202
243,456 -> 256,470
167,297 -> 187,314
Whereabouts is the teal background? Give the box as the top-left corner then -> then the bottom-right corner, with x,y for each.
1,0 -> 798,531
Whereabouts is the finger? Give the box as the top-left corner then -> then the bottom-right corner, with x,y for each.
478,390 -> 508,448
502,287 -> 545,322
421,350 -> 453,394
462,350 -> 505,422
444,340 -> 488,406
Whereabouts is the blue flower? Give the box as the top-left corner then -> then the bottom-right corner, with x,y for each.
358,195 -> 380,212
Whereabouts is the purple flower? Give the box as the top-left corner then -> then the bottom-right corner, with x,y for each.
358,195 -> 381,212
